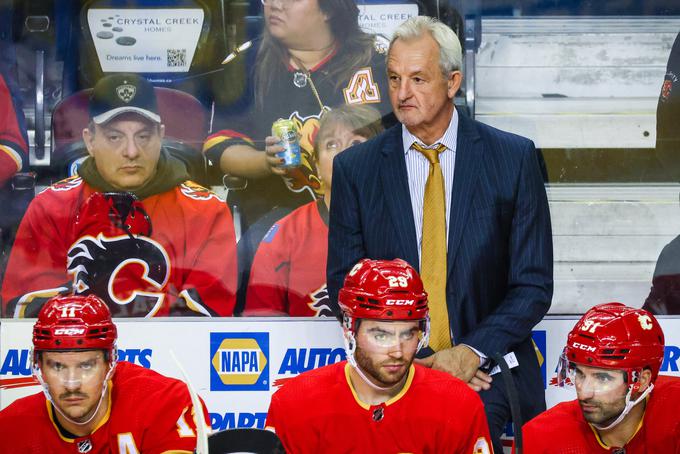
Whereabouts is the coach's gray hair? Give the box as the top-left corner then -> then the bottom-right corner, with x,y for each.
390,16 -> 462,76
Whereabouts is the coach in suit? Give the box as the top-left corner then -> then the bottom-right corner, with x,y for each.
327,16 -> 553,452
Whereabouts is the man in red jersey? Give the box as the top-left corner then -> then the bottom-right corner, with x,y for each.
0,294 -> 208,453
517,302 -> 680,454
1,73 -> 237,318
265,258 -> 492,453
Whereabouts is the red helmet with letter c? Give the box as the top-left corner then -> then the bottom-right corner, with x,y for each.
564,302 -> 665,385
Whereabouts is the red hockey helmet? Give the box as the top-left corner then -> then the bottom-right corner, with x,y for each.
33,294 -> 117,353
338,258 -> 429,322
564,302 -> 665,384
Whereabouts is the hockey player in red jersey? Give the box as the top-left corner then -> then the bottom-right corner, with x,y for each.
1,73 -> 237,318
265,258 -> 493,453
0,294 -> 209,453
245,105 -> 383,316
517,302 -> 680,453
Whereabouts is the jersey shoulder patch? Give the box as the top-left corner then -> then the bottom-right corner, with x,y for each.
343,67 -> 381,105
45,176 -> 83,193
179,181 -> 225,202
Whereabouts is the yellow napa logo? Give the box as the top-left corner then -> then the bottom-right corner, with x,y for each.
210,333 -> 270,390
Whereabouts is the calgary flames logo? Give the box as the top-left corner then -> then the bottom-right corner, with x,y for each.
281,111 -> 325,198
180,181 -> 224,202
46,176 -> 83,193
66,234 -> 170,317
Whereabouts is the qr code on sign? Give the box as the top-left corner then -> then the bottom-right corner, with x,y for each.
167,49 -> 187,67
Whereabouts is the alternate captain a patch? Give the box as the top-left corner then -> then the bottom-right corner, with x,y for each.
343,67 -> 381,105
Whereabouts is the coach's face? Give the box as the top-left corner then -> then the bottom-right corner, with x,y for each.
40,350 -> 110,425
387,33 -> 461,143
83,113 -> 164,191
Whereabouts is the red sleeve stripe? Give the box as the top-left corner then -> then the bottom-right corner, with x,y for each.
203,130 -> 254,152
0,143 -> 22,171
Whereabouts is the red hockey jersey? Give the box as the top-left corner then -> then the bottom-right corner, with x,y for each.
266,361 -> 492,454
245,200 -> 333,317
1,177 -> 237,317
0,71 -> 28,186
519,375 -> 680,453
0,361 -> 209,453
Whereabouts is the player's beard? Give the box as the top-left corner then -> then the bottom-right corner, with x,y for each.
578,394 -> 627,426
354,346 -> 413,388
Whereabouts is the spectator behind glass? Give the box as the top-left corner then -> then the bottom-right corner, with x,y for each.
204,0 -> 394,231
643,190 -> 680,315
245,105 -> 383,316
643,33 -> 680,315
1,73 -> 237,318
656,31 -> 680,179
0,69 -> 28,187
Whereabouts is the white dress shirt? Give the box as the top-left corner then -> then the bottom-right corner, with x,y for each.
402,109 -> 459,264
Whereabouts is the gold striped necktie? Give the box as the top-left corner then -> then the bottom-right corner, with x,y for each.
411,142 -> 452,351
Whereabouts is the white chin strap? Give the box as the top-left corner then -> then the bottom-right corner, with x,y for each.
593,383 -> 654,431
343,330 -> 400,392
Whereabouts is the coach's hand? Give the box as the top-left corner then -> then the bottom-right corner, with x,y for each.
430,345 -> 484,384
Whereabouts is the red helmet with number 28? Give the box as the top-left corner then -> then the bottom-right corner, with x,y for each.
339,258 -> 429,322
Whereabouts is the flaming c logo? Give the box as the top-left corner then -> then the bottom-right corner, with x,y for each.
67,234 -> 170,317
